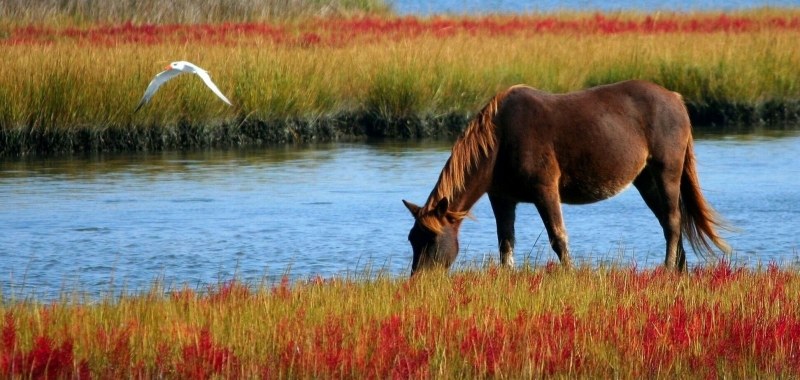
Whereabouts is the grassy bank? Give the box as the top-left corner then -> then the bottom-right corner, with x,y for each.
1,261 -> 799,378
2,11 -> 800,155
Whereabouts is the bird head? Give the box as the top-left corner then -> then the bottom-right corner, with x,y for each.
166,62 -> 182,70
166,61 -> 199,73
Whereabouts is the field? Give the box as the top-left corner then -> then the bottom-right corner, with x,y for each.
3,4 -> 800,378
2,8 -> 800,154
1,261 -> 799,378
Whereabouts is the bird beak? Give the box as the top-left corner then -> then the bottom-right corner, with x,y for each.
164,64 -> 171,70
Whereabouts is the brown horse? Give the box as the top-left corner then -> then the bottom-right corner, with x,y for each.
403,80 -> 731,275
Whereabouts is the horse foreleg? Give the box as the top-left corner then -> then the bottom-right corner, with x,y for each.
489,195 -> 517,267
533,187 -> 573,268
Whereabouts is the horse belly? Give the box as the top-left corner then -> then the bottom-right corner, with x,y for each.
558,150 -> 647,205
559,178 -> 633,204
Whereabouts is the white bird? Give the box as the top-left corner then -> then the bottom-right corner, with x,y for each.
134,61 -> 232,113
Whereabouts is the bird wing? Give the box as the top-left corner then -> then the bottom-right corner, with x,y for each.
195,70 -> 232,105
134,68 -> 183,113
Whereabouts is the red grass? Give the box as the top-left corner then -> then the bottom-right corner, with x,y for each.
178,327 -> 241,379
4,14 -> 800,46
1,263 -> 799,378
207,279 -> 253,304
1,316 -> 90,379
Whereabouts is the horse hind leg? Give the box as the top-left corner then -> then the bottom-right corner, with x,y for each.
633,165 -> 686,271
489,195 -> 517,267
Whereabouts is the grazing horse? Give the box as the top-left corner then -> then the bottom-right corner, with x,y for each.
403,80 -> 730,275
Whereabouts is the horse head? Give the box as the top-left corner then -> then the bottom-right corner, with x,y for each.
402,198 -> 463,276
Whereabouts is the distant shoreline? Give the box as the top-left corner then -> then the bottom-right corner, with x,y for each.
3,100 -> 799,156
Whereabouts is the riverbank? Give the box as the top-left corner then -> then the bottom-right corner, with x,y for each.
2,11 -> 800,155
3,102 -> 800,155
2,261 -> 799,378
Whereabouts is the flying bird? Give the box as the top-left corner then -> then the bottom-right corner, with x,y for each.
134,61 -> 231,113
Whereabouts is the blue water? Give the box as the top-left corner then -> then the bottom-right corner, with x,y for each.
393,0 -> 799,15
1,130 -> 799,300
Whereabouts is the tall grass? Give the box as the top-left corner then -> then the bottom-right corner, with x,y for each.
0,0 -> 392,25
1,261 -> 799,378
1,12 -> 800,154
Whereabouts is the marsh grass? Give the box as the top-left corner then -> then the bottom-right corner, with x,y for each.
0,0 -> 392,25
2,261 -> 799,378
2,12 -> 800,154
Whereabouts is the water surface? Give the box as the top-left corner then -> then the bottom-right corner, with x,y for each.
1,130 -> 799,299
393,0 -> 799,15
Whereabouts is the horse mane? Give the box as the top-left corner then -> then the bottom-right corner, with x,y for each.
418,85 -> 524,232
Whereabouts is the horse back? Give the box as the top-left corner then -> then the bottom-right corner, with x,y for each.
492,80 -> 691,204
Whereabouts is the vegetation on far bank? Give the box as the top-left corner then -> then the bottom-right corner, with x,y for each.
0,0 -> 392,25
1,261 -> 799,378
2,10 -> 800,155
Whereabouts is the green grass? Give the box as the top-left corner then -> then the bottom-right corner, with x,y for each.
1,12 -> 800,154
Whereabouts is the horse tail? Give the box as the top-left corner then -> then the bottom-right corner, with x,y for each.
680,136 -> 732,257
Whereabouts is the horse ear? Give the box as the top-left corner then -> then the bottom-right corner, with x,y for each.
402,200 -> 421,216
434,198 -> 450,218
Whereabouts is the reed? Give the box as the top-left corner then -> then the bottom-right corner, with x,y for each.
1,261 -> 799,378
1,11 -> 800,154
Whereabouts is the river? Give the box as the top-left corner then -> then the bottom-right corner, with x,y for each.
392,0 -> 799,15
1,129 -> 798,299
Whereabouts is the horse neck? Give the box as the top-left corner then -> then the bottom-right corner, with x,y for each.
425,148 -> 496,215
422,85 -> 510,218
